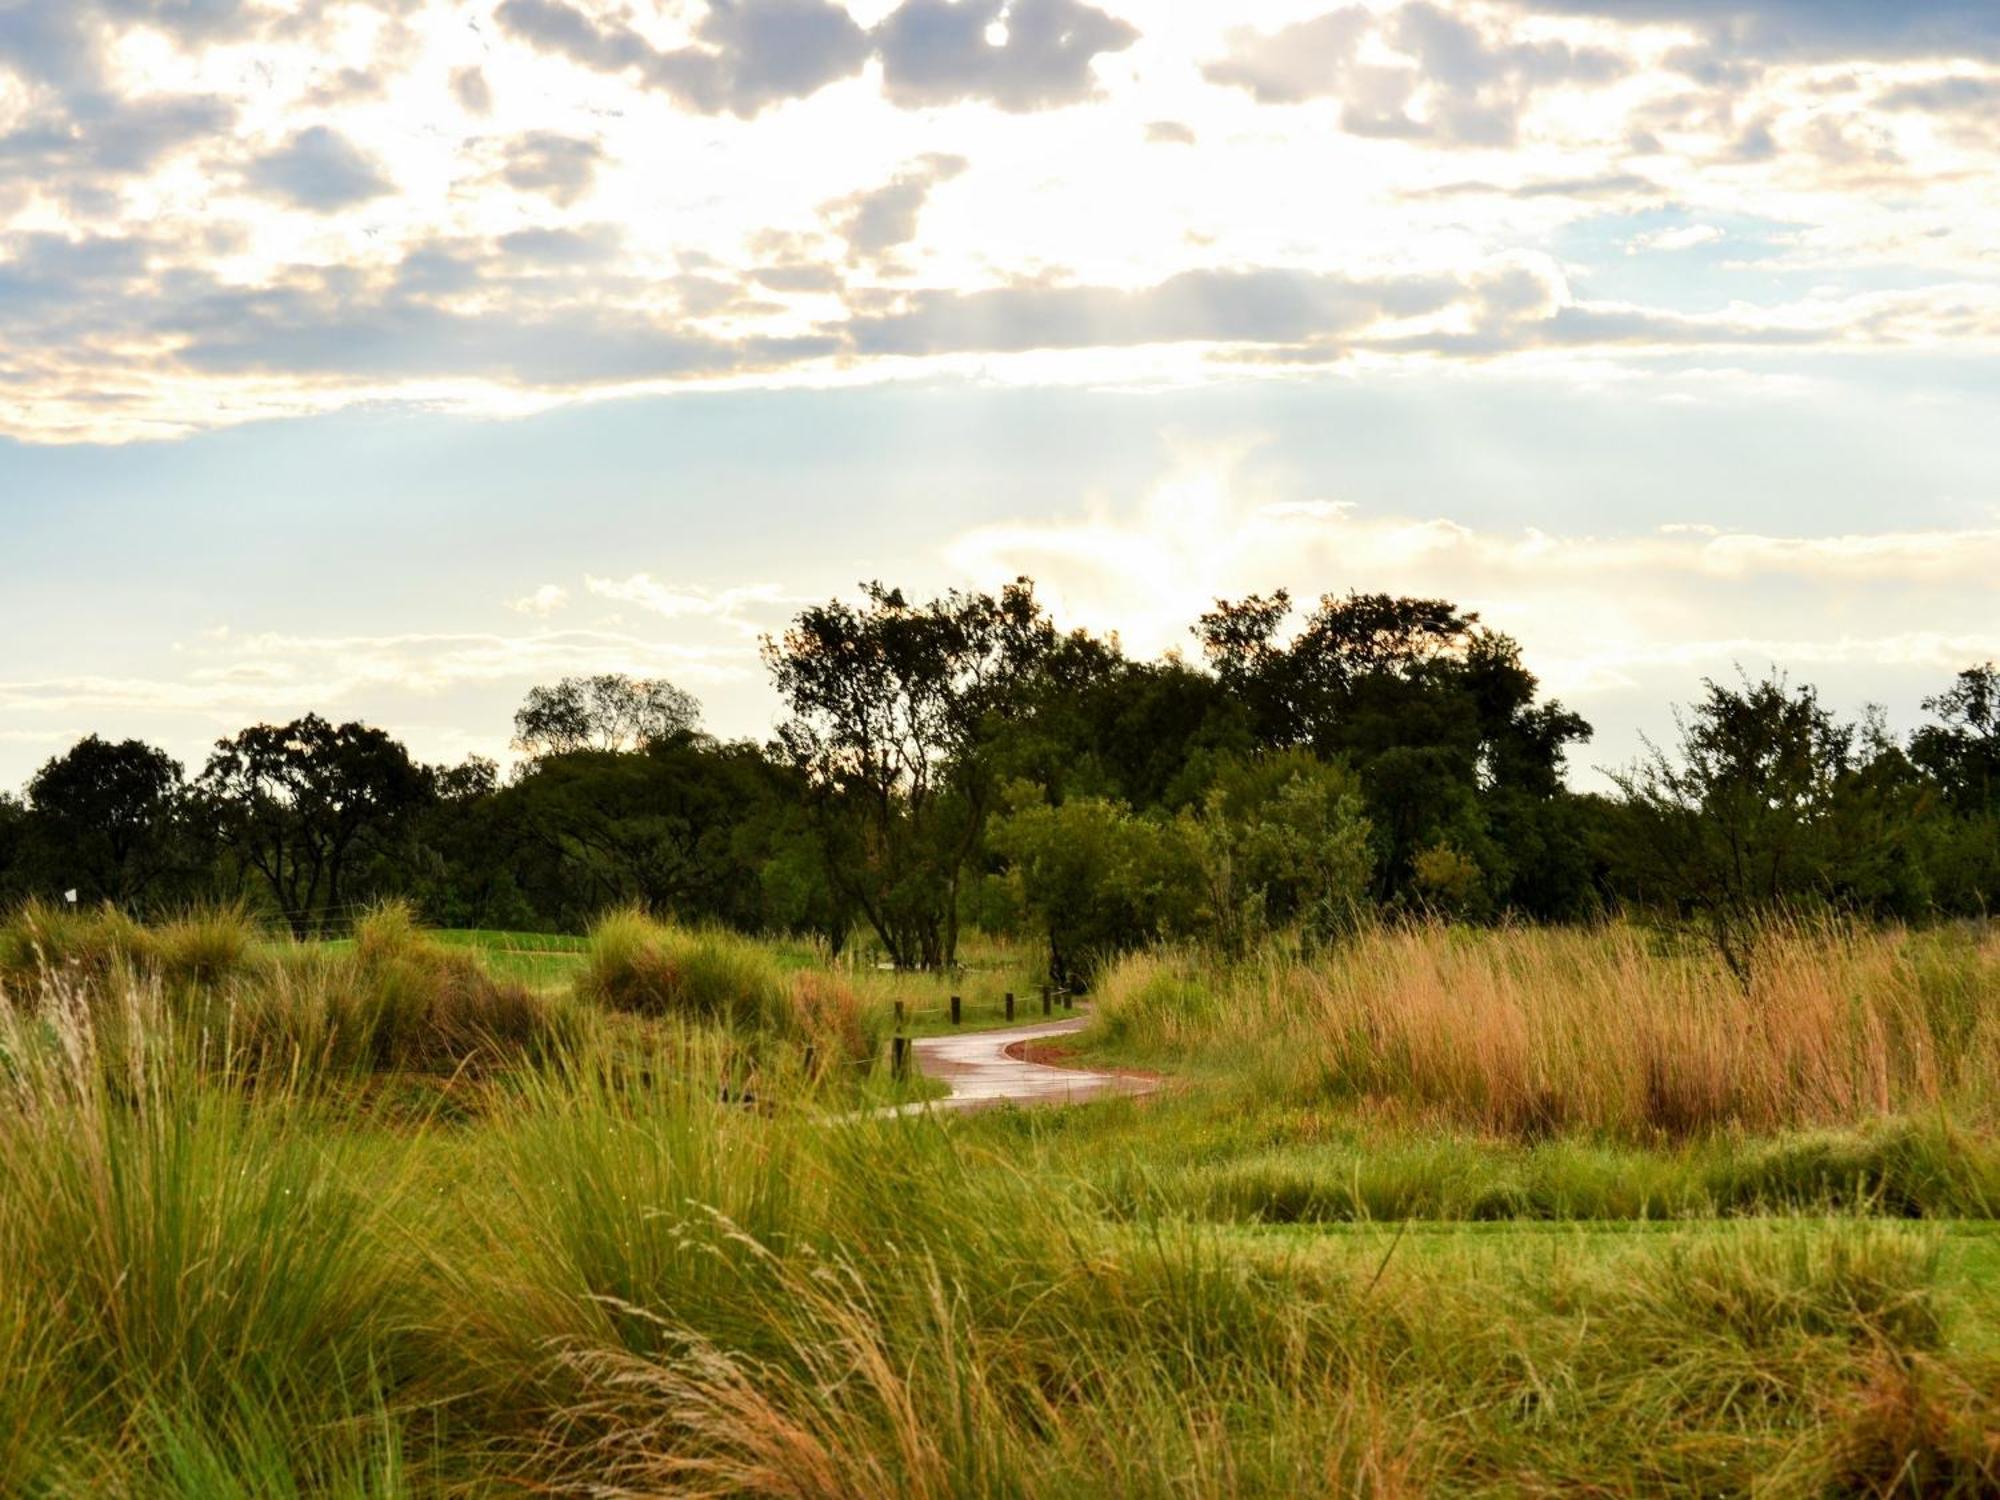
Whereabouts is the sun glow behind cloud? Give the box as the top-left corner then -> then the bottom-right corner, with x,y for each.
6,0 -> 2000,787
4,0 -> 2000,439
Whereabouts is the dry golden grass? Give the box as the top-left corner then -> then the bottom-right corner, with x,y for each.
1095,920 -> 2000,1139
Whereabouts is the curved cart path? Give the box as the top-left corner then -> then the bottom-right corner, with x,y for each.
881,1015 -> 1158,1116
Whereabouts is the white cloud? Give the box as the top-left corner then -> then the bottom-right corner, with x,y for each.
0,628 -> 754,722
0,0 -> 1998,441
510,583 -> 570,617
941,457 -> 2000,710
584,575 -> 786,631
1626,224 -> 1724,254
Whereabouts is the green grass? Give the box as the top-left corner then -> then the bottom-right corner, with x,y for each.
4,908 -> 1999,1494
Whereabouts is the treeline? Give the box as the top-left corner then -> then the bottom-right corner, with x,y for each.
2,580 -> 1995,978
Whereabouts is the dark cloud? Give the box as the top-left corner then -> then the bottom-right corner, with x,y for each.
823,153 -> 967,263
0,232 -> 157,328
1518,1 -> 2000,64
496,0 -> 1134,116
876,0 -> 1137,111
843,267 -> 1467,356
0,228 -> 828,388
0,3 -> 103,92
500,130 -> 602,207
494,0 -> 870,117
1414,171 -> 1664,199
1205,3 -> 1624,147
451,64 -> 492,114
245,125 -> 393,210
836,258 -> 1872,364
0,91 -> 231,186
96,0 -> 265,43
1878,74 -> 2000,112
0,3 -> 235,201
165,282 -> 842,385
496,224 -> 623,264
753,263 -> 844,292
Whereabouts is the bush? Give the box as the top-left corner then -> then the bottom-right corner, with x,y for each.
787,970 -> 884,1071
148,905 -> 258,990
0,899 -> 151,992
576,910 -> 792,1034
1090,951 -> 1223,1054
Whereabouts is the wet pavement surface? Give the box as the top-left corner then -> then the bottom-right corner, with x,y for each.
897,1015 -> 1157,1114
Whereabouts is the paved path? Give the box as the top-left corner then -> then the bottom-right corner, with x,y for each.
892,1014 -> 1156,1115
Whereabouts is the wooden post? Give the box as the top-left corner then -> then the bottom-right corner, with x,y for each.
803,1043 -> 817,1076
1063,988 -> 1073,1011
894,999 -> 905,1028
1004,991 -> 1015,1021
1041,984 -> 1051,1016
891,1035 -> 909,1079
950,994 -> 961,1025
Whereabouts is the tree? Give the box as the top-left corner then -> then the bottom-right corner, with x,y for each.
1610,672 -> 1852,978
764,579 -> 1055,969
1911,663 -> 2000,816
24,735 -> 187,908
511,674 -> 701,761
199,715 -> 433,937
0,793 -> 29,908
493,738 -> 783,930
1207,751 -> 1374,945
1196,590 -> 1589,907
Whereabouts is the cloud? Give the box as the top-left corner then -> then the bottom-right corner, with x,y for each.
1517,1 -> 2000,66
1205,3 -> 1625,147
1145,120 -> 1195,145
494,0 -> 1134,116
495,223 -> 623,264
451,64 -> 492,114
510,583 -> 569,617
244,125 -> 393,211
499,130 -> 604,206
843,266 -> 1466,356
836,256 -> 1885,362
1413,171 -> 1665,200
0,628 -> 754,723
941,464 -> 2000,719
1626,224 -> 1724,253
823,153 -> 967,264
875,0 -> 1138,112
586,575 -> 786,632
494,0 -> 870,117
1878,73 -> 2000,112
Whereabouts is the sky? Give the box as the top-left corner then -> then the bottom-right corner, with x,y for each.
3,0 -> 1999,792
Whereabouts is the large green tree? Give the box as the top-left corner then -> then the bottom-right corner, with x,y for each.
511,673 -> 701,762
1610,672 -> 1853,977
764,580 -> 1056,968
1197,590 -> 1589,907
198,715 -> 434,937
24,735 -> 188,909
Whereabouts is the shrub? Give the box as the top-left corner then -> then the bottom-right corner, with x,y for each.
788,970 -> 882,1071
576,911 -> 791,1034
331,902 -> 577,1073
149,905 -> 258,991
0,899 -> 151,993
1090,951 -> 1222,1053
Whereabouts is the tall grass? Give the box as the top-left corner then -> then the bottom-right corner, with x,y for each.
0,899 -> 581,1079
0,984 -> 424,1494
576,909 -> 886,1071
1092,919 -> 2000,1139
1,909 -> 1997,1493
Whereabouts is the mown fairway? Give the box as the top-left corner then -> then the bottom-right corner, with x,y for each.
1,904 -> 1996,1495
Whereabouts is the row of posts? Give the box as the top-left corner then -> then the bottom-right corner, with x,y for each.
889,985 -> 1072,1078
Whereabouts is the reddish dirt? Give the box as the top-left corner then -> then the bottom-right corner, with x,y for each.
1004,1037 -> 1164,1085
